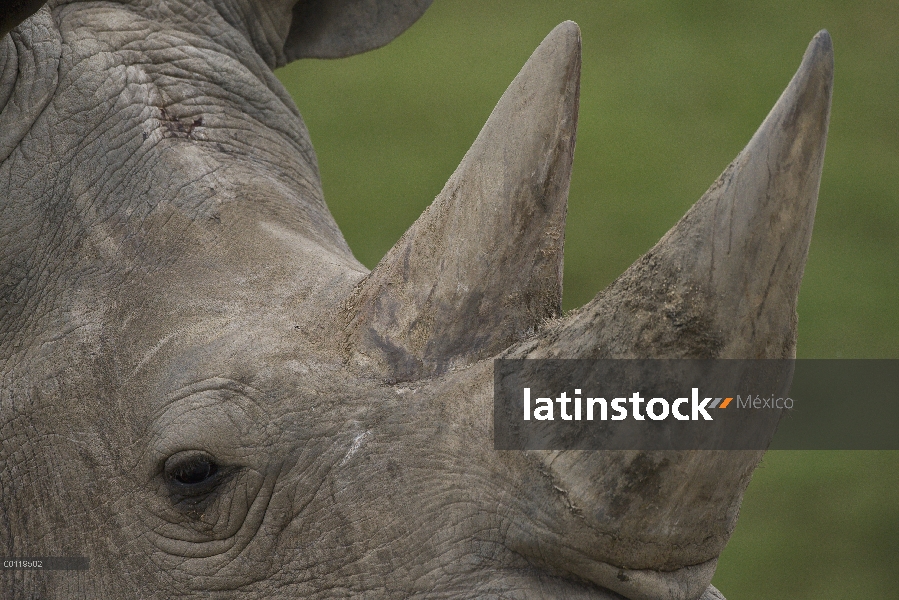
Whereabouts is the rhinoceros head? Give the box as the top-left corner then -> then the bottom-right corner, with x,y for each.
0,2 -> 831,599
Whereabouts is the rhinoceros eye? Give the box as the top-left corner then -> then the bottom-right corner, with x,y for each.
164,451 -> 221,494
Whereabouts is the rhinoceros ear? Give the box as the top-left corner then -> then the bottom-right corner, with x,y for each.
344,22 -> 581,381
0,0 -> 46,37
284,0 -> 433,60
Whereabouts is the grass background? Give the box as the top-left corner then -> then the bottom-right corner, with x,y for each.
275,1 -> 899,597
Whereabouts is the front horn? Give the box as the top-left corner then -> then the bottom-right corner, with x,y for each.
344,22 -> 582,381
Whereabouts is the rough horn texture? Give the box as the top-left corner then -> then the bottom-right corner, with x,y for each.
344,22 -> 580,381
497,30 -> 833,600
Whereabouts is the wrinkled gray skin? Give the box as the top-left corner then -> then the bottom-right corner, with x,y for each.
0,2 -> 832,599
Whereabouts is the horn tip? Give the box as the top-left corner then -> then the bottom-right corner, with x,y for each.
544,20 -> 582,58
811,29 -> 833,56
554,19 -> 581,37
800,29 -> 834,90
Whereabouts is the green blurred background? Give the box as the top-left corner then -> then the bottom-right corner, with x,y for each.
276,1 -> 898,597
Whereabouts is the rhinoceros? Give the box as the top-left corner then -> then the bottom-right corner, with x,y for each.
0,1 -> 832,599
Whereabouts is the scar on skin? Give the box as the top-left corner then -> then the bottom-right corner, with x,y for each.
339,431 -> 371,466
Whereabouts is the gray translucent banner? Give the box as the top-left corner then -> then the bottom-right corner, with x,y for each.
493,360 -> 899,450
